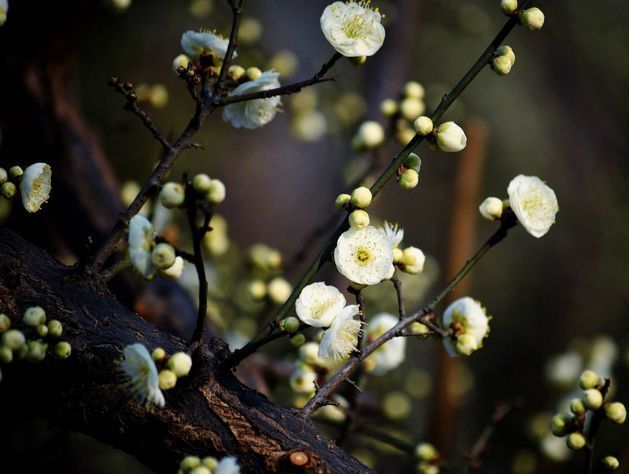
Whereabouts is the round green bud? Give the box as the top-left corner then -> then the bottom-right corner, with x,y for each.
0,313 -> 10,333
152,347 -> 167,361
415,442 -> 438,462
54,341 -> 71,359
350,186 -> 372,209
298,342 -> 321,365
579,370 -> 601,390
8,165 -> 23,179
246,67 -> 262,81
168,352 -> 192,378
2,329 -> 26,350
23,306 -> 46,327
16,344 -> 29,360
151,243 -> 177,270
604,402 -> 626,424
36,324 -> 48,337
159,182 -> 185,209
404,153 -> 422,172
497,45 -> 516,65
228,65 -> 246,81
413,116 -> 433,136
566,432 -> 586,450
348,209 -> 370,230
601,456 -> 620,471
282,316 -> 300,334
0,346 -> 13,364
0,168 -> 7,184
290,333 -> 306,348
28,340 -> 48,362
550,412 -> 574,437
399,169 -> 419,190
1,182 -> 16,199
268,277 -> 292,305
492,55 -> 513,76
570,398 -> 586,416
355,121 -> 384,149
335,193 -> 351,209
410,322 -> 430,335
180,456 -> 202,471
247,279 -> 267,300
158,369 -> 177,390
519,7 -> 545,31
206,179 -> 226,204
380,99 -> 398,117
189,467 -> 211,474
500,0 -> 518,15
404,81 -> 425,100
399,97 -> 425,121
393,247 -> 404,264
192,173 -> 212,194
201,457 -> 219,470
47,319 -> 63,338
583,389 -> 604,410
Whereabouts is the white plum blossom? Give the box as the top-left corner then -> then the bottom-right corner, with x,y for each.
334,226 -> 394,285
128,215 -> 156,278
119,343 -> 165,408
319,305 -> 362,361
366,313 -> 406,375
320,1 -> 385,57
20,163 -> 52,213
181,30 -> 232,59
222,71 -> 281,129
508,175 -> 559,238
435,121 -> 467,152
442,297 -> 490,357
216,456 -> 241,474
0,0 -> 7,26
295,282 -> 346,328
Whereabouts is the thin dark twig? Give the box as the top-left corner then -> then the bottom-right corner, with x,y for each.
215,0 -> 245,94
584,379 -> 611,474
391,273 -> 406,320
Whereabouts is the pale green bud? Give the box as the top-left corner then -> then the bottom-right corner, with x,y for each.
168,352 -> 192,377
23,306 -> 46,327
0,168 -> 7,184
479,197 -> 504,221
497,45 -> 516,65
570,398 -> 586,416
54,341 -> 71,359
0,346 -> 13,364
152,347 -> 167,361
355,121 -> 385,149
335,193 -> 351,209
393,247 -> 404,264
550,412 -> 573,437
247,279 -> 267,300
500,0 -> 518,15
158,369 -> 177,390
17,344 -> 29,360
349,209 -> 370,230
8,166 -> 23,179
206,179 -> 226,204
455,334 -> 478,356
189,467 -> 211,474
159,182 -> 185,209
604,402 -> 626,424
435,121 -> 467,152
519,7 -> 545,31
290,333 -> 306,347
415,442 -> 438,462
380,99 -> 398,117
246,67 -> 262,81
36,324 -> 48,337
151,243 -> 177,269
404,81 -> 425,100
566,432 -> 586,450
228,65 -> 246,81
579,370 -> 601,389
268,277 -> 292,305
192,174 -> 212,194
47,319 -> 63,338
28,340 -> 48,362
404,153 -> 422,172
282,316 -> 300,334
202,457 -> 219,470
180,456 -> 202,471
410,322 -> 430,335
1,182 -> 16,199
399,169 -> 419,190
298,342 -> 321,365
400,98 -> 425,121
413,116 -> 433,136
350,186 -> 372,208
172,54 -> 190,74
0,313 -> 10,333
583,389 -> 604,410
601,456 -> 620,471
492,55 -> 513,76
149,84 -> 169,108
2,329 -> 25,350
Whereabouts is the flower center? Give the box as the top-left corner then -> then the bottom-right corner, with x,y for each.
355,246 -> 372,265
312,300 -> 333,319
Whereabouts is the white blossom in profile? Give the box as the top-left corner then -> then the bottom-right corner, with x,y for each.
442,297 -> 490,357
365,313 -> 405,375
216,456 -> 241,474
222,71 -> 281,129
435,121 -> 467,152
334,226 -> 394,285
128,215 -> 155,278
507,175 -> 559,238
119,343 -> 165,408
295,282 -> 346,328
320,1 -> 385,57
20,163 -> 52,213
181,30 -> 232,59
319,305 -> 362,361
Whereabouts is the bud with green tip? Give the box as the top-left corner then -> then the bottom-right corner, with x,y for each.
228,65 -> 246,81
604,402 -> 626,424
202,457 -> 219,470
550,412 -> 574,437
54,341 -> 71,359
152,347 -> 167,361
206,179 -> 226,204
2,329 -> 26,350
399,169 -> 419,190
158,369 -> 177,390
350,186 -> 373,209
479,197 -> 504,221
570,398 -> 586,416
282,316 -> 300,334
27,340 -> 48,362
159,182 -> 185,209
180,456 -> 202,471
579,369 -> 601,389
497,45 -> 516,65
500,0 -> 518,15
349,210 -> 370,230
335,193 -> 351,209
519,7 -> 545,31
246,67 -> 262,81
290,333 -> 306,347
566,432 -> 586,450
9,166 -> 23,179
1,182 -> 16,199
168,352 -> 192,377
151,243 -> 177,269
413,116 -> 433,136
47,319 -> 63,338
601,456 -> 620,471
23,306 -> 46,327
583,388 -> 604,410
492,55 -> 513,76
36,324 -> 48,337
192,173 -> 212,194
0,346 -> 13,364
0,313 -> 10,333
404,153 -> 422,172
415,442 -> 438,461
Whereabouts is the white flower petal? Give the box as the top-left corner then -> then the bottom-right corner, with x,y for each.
222,70 -> 281,129
508,175 -> 559,238
119,343 -> 165,408
334,226 -> 394,285
320,2 -> 385,57
181,30 -> 233,59
295,282 -> 346,328
20,162 -> 52,213
318,305 -> 362,361
128,215 -> 156,278
366,313 -> 405,375
216,457 -> 241,474
442,297 -> 489,357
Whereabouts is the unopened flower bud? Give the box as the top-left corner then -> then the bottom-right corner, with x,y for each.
2,329 -> 25,350
497,45 -> 516,65
404,81 -> 425,100
583,389 -> 604,410
247,280 -> 267,300
349,210 -> 370,230
28,340 -> 48,362
268,277 -> 292,305
159,182 -> 185,209
415,442 -> 438,462
393,247 -> 404,264
500,0 -> 518,15
380,99 -> 397,117
550,412 -> 573,437
23,306 -> 46,327
151,243 -> 177,269
228,65 -> 246,81
519,7 -> 545,31
0,313 -> 10,333
282,316 -> 300,334
413,116 -> 433,136
570,398 -> 586,416
180,456 -> 202,471
202,457 -> 219,470
410,322 -> 430,335
158,369 -> 177,390
566,432 -> 586,450
335,193 -> 351,209
246,67 -> 262,81
355,121 -> 385,149
400,98 -> 425,121
399,169 -> 419,190
604,402 -> 626,424
601,456 -> 620,471
168,351 -> 192,377
290,333 -> 306,347
0,168 -> 7,184
36,324 -> 48,337
401,246 -> 425,274
350,186 -> 372,208
46,319 -> 63,338
152,347 -> 167,361
479,197 -> 504,220
1,182 -> 16,199
206,179 -> 226,204
9,166 -> 23,179
0,346 -> 12,364
492,55 -> 513,76
54,341 -> 71,359
404,153 -> 422,172
172,54 -> 190,74
192,173 -> 212,194
435,121 -> 467,152
579,370 -> 601,389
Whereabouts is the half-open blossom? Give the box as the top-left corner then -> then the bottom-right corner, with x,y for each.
20,163 -> 52,213
320,1 -> 385,57
222,70 -> 281,129
334,226 -> 394,285
295,282 -> 346,328
400,246 -> 425,275
508,175 -> 558,238
216,457 -> 241,474
119,343 -> 165,408
435,121 -> 467,152
181,30 -> 232,59
365,313 -> 405,375
442,297 -> 489,357
128,215 -> 155,278
319,305 -> 362,361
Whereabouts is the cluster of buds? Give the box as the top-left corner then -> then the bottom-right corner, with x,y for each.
243,243 -> 292,306
491,45 -> 516,76
397,152 -> 421,190
178,455 -> 239,474
550,370 -> 625,467
335,186 -> 373,231
500,1 -> 545,31
151,348 -> 193,391
379,81 -> 427,146
415,442 -> 440,474
133,83 -> 169,108
0,163 -> 52,213
160,174 -> 226,209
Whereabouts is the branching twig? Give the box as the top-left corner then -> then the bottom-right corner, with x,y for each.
215,0 -> 245,95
